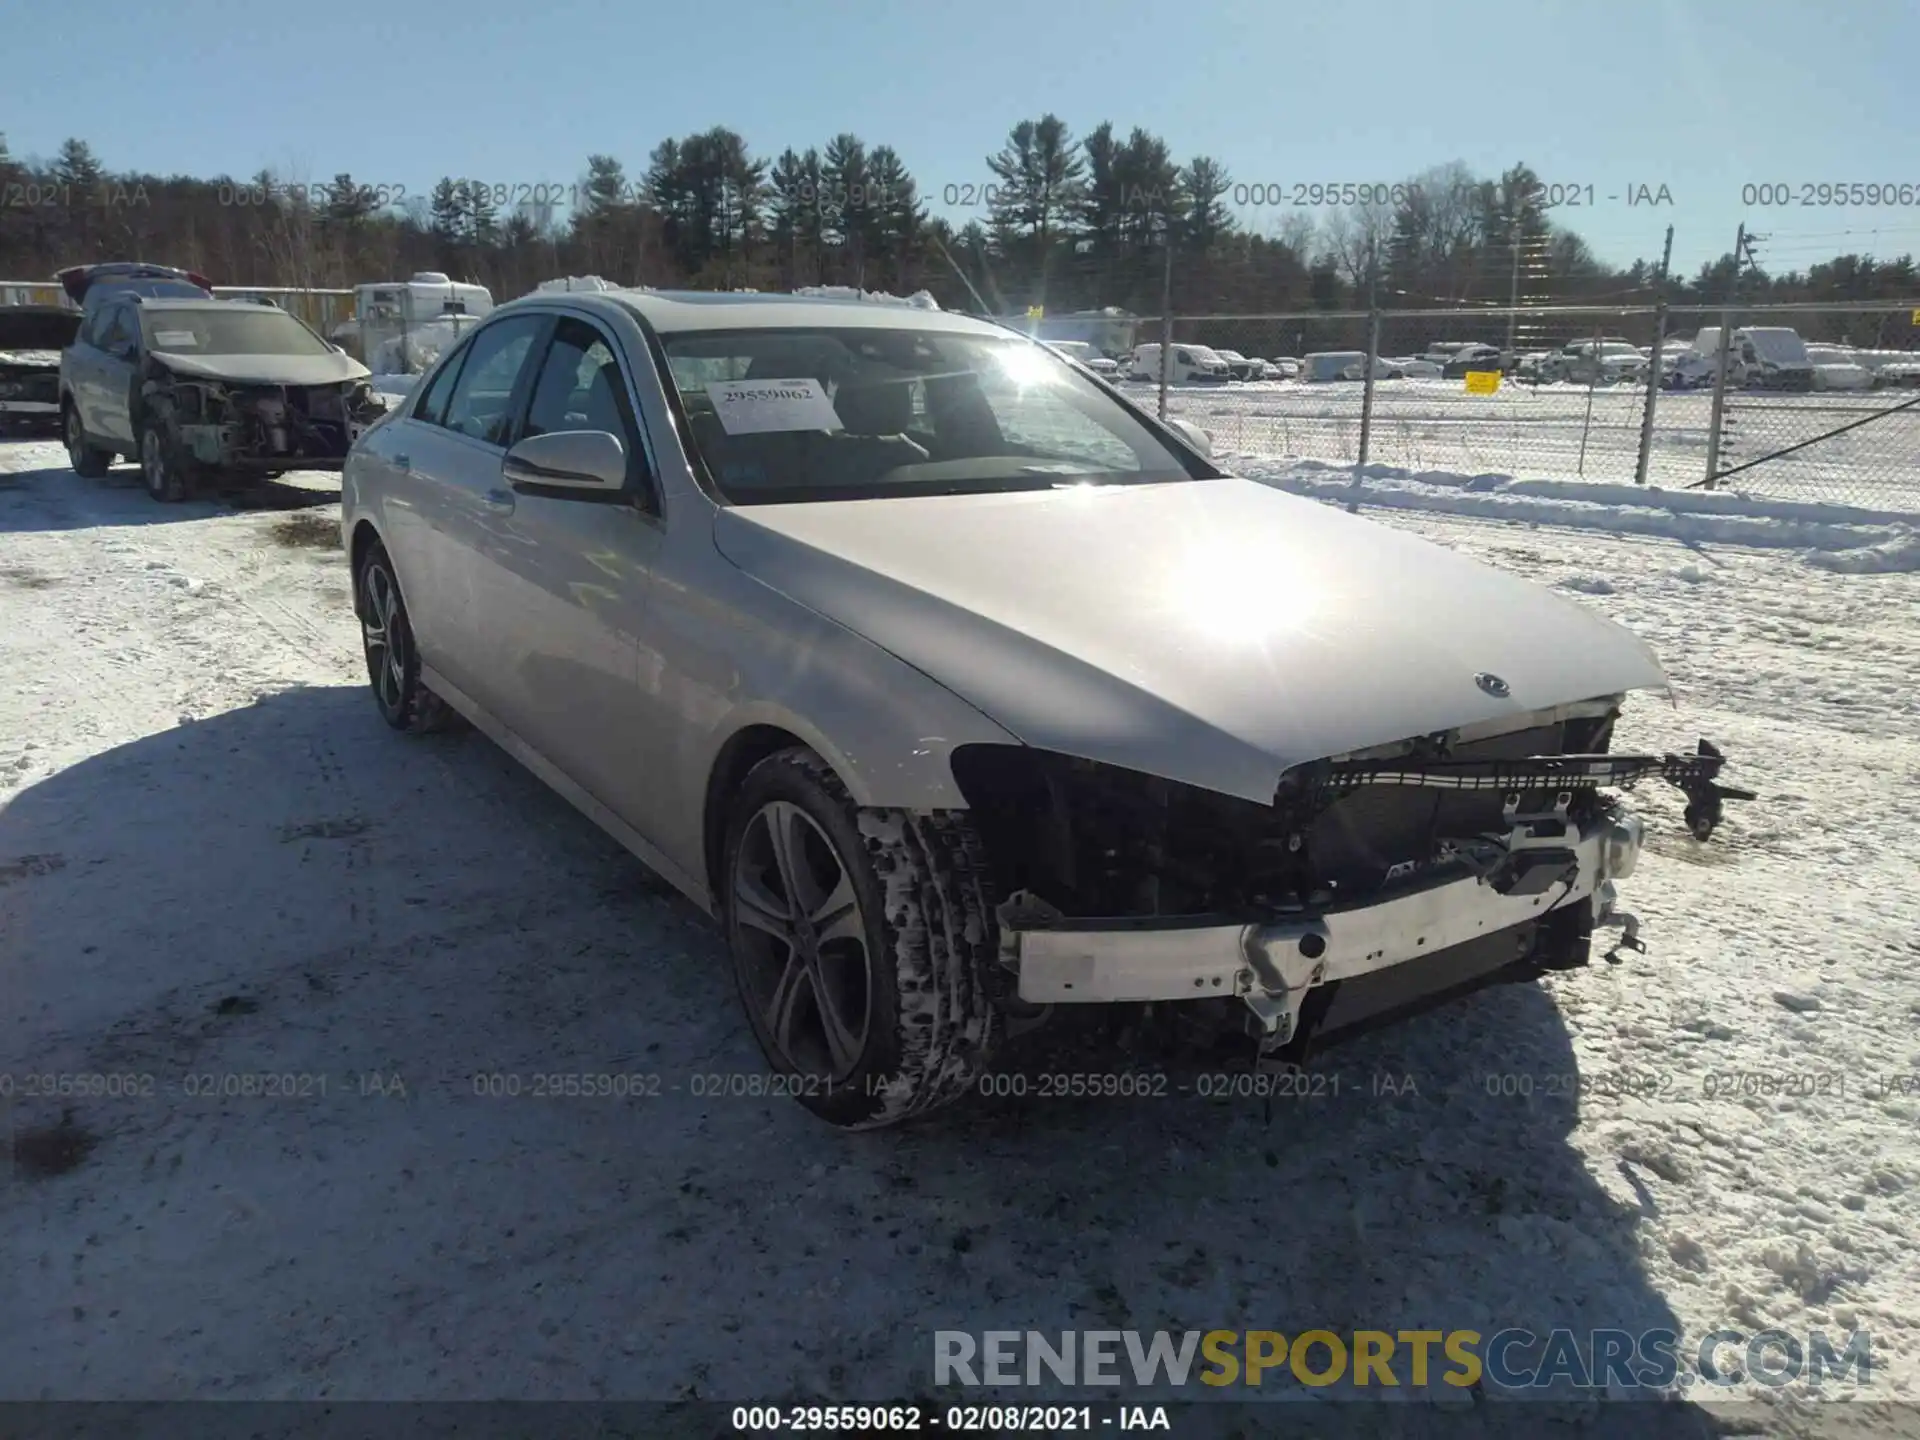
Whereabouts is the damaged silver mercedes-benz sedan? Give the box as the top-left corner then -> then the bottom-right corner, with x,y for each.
340,289 -> 1751,1129
59,286 -> 384,500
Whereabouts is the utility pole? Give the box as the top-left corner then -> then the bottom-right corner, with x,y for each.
1351,235 -> 1381,508
1705,221 -> 1749,486
1157,220 -> 1174,420
1504,207 -> 1524,356
1634,223 -> 1675,486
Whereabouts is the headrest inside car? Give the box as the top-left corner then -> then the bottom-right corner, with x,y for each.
833,380 -> 913,436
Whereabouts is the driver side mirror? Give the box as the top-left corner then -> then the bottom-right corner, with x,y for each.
502,429 -> 628,492
1166,417 -> 1213,457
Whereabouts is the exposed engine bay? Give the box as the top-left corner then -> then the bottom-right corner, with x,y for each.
144,370 -> 387,471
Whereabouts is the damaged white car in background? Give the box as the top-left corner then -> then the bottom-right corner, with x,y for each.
340,288 -> 1753,1129
59,283 -> 385,501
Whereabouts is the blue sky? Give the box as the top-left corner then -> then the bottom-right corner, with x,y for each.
7,0 -> 1918,277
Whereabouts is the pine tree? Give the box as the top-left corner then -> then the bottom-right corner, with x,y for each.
323,173 -> 378,227
865,146 -> 924,290
54,138 -> 105,192
1178,157 -> 1233,250
984,115 -> 1084,248
822,133 -> 869,283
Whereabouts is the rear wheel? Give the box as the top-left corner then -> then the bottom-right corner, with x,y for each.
354,540 -> 459,733
64,405 -> 112,479
721,748 -> 1001,1129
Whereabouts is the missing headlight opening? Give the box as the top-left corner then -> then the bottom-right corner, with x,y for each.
952,707 -> 1620,923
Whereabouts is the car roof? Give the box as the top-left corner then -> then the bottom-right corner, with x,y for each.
497,288 -> 1004,338
129,298 -> 289,313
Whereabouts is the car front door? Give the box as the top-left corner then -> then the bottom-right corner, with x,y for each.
395,312 -> 548,706
460,310 -> 667,834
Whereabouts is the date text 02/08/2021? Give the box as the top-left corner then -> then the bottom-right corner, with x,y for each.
729,1403 -> 1168,1432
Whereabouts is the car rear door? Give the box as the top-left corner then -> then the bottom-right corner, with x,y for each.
349,339 -> 470,665
458,310 -> 668,834
390,312 -> 547,704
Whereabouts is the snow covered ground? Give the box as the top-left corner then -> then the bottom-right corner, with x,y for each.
2,437 -> 1918,1433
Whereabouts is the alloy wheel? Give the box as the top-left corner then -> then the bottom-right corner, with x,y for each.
141,428 -> 168,499
360,562 -> 406,717
730,800 -> 873,1081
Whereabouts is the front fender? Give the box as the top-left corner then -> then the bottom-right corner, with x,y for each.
676,579 -> 1022,815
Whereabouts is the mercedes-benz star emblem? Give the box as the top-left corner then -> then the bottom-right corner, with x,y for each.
1475,672 -> 1511,698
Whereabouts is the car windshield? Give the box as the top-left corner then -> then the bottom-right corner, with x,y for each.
663,326 -> 1208,504
140,308 -> 333,358
1047,341 -> 1092,359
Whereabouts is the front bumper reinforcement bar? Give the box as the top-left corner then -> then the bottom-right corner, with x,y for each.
1275,737 -> 1754,841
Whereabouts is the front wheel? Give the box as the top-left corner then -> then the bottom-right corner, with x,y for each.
721,748 -> 1002,1129
139,421 -> 190,502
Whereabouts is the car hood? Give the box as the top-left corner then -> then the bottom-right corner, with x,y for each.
151,350 -> 371,386
712,477 -> 1669,805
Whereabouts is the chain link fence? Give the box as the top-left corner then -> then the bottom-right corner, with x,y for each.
1107,301 -> 1920,516
1705,306 -> 1920,514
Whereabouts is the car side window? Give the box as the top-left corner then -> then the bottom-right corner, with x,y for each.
411,340 -> 471,427
520,317 -> 653,498
438,315 -> 543,447
98,305 -> 133,356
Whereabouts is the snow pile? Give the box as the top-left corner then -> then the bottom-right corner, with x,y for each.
534,275 -> 620,294
792,285 -> 940,310
1803,527 -> 1920,574
1237,457 -> 1920,572
0,349 -> 61,366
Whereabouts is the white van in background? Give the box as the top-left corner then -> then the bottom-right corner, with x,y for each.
1687,325 -> 1816,391
1127,342 -> 1231,383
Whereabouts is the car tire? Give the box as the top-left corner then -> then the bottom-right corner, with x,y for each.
721,747 -> 1002,1130
138,420 -> 190,503
353,539 -> 461,734
64,405 -> 113,479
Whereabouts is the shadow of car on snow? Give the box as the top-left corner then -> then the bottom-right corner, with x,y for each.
0,687 -> 1743,1432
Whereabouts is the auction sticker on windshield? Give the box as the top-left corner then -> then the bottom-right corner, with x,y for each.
709,377 -> 844,435
153,330 -> 200,348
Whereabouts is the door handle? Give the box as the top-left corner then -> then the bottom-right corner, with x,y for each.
483,487 -> 516,513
